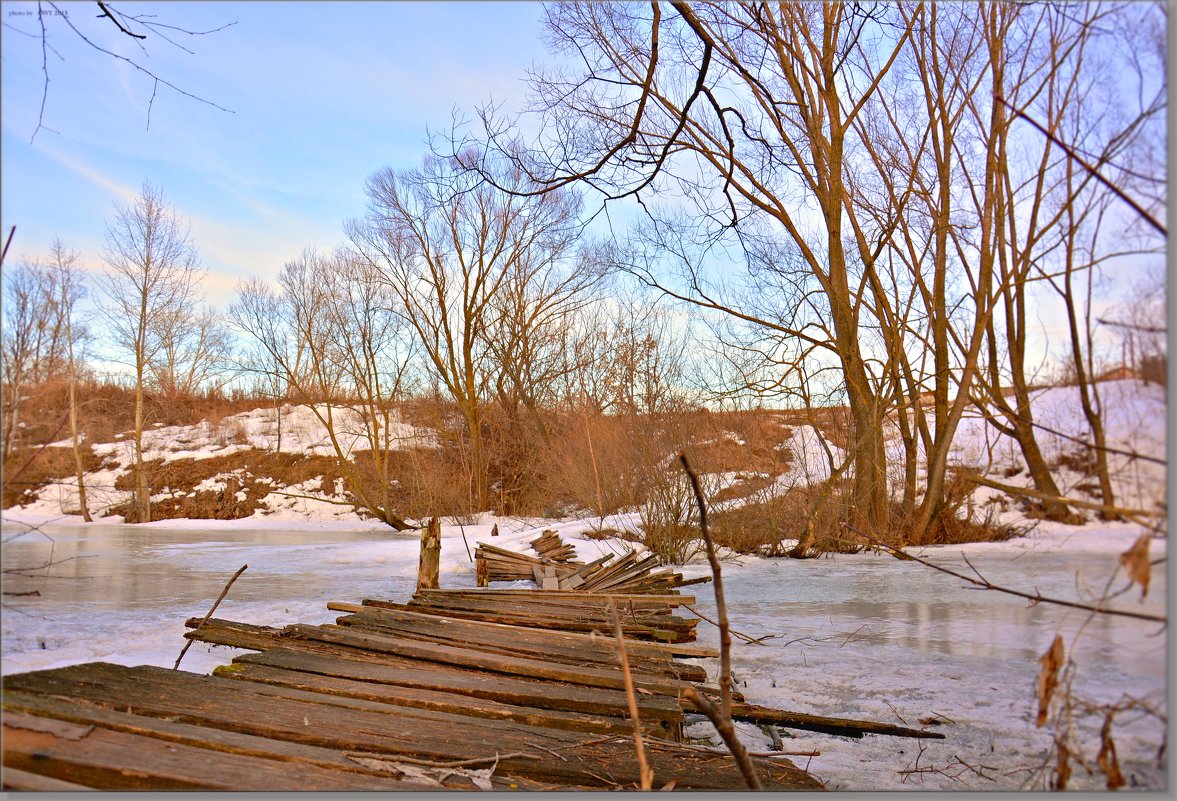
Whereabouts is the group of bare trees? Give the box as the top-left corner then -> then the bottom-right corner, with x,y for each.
3,183 -> 229,523
464,0 -> 1166,541
3,2 -> 1165,540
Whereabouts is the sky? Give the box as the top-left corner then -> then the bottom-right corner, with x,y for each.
0,1 -> 1165,381
1,1 -> 554,307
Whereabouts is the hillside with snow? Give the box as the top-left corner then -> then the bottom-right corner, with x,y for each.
5,379 -> 1167,538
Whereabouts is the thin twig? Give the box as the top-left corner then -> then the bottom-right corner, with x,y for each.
679,452 -> 761,790
173,563 -> 247,669
608,599 -> 654,790
682,604 -> 762,645
1002,99 -> 1166,237
681,687 -> 763,790
344,751 -> 535,769
845,525 -> 1166,625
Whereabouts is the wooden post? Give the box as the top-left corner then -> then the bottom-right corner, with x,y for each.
475,555 -> 489,587
417,517 -> 441,590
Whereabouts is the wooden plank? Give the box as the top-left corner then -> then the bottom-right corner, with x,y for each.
213,661 -> 667,739
727,701 -> 947,740
1,686 -> 544,790
412,587 -> 695,606
333,602 -> 721,659
285,623 -> 690,696
2,711 -> 437,791
334,608 -> 708,681
375,601 -> 693,643
409,593 -> 690,621
1,765 -> 96,791
200,639 -> 684,724
4,664 -> 815,790
406,595 -> 698,629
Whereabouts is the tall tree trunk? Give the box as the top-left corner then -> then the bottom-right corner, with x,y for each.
66,326 -> 91,522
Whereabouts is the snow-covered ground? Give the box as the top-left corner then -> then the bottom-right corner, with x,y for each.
1,378 -> 1167,790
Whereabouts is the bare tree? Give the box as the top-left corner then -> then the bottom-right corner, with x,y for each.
231,250 -> 414,530
101,182 -> 202,523
150,306 -> 234,401
350,152 -> 583,512
10,1 -> 236,142
48,239 -> 94,521
1,257 -> 70,462
468,3 -> 918,534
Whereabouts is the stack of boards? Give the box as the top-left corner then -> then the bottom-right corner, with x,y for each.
475,532 -> 711,594
1,587 -> 857,791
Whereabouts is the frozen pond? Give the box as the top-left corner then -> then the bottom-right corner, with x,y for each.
1,520 -> 424,676
1,518 -> 1167,791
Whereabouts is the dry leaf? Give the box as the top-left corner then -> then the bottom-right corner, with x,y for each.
1119,532 -> 1151,599
1097,709 -> 1126,790
1035,635 -> 1065,728
1054,740 -> 1071,790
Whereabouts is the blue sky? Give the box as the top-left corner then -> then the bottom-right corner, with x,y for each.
2,1 -> 553,307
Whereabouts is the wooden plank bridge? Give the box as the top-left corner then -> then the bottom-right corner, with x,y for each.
3,553 -> 941,791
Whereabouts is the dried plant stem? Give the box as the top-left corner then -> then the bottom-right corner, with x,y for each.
608,599 -> 653,790
678,452 -> 761,790
682,687 -> 763,790
173,563 -> 247,670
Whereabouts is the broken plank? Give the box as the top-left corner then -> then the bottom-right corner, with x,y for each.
336,602 -> 720,659
333,610 -> 707,683
213,661 -> 666,739
2,710 -> 434,791
4,663 -> 800,790
2,686 -> 521,786
222,644 -> 684,724
725,700 -> 947,740
284,623 -> 689,696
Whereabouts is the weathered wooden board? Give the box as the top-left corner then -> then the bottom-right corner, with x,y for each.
346,600 -> 720,658
416,586 -> 694,608
2,711 -> 439,791
1,688 -> 542,790
4,663 -> 819,790
283,623 -> 691,696
726,701 -> 946,740
1,765 -> 96,791
333,607 -> 709,682
212,661 -> 665,738
230,646 -> 684,725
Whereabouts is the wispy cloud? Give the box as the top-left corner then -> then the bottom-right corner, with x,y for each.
36,145 -> 140,205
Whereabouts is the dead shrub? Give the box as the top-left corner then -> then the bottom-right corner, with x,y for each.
905,470 -> 1028,546
710,480 -> 861,557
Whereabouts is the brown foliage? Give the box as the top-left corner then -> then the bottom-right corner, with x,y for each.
1036,634 -> 1066,728
1118,532 -> 1151,599
108,451 -> 344,522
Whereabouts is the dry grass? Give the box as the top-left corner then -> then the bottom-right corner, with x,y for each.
108,451 -> 346,522
2,445 -> 114,508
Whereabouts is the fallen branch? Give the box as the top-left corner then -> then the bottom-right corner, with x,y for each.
845,525 -> 1166,625
173,563 -> 248,670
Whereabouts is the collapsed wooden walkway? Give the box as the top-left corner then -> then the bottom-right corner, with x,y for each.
4,585 -> 829,791
3,568 -> 942,791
